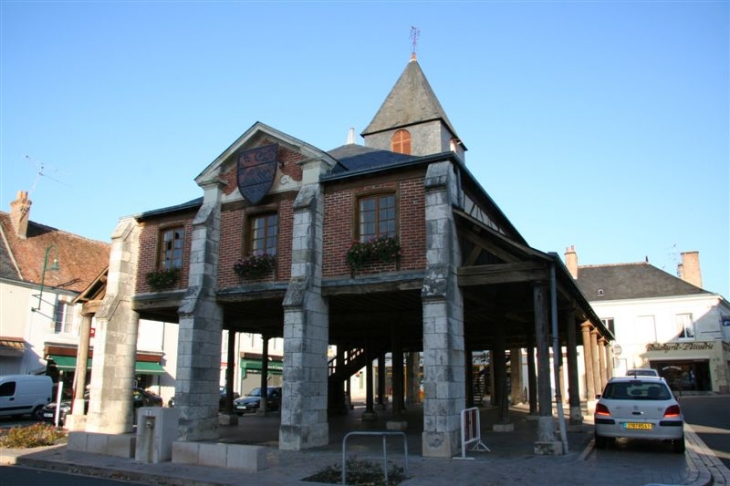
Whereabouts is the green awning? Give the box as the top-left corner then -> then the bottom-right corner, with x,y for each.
47,355 -> 166,375
134,361 -> 166,375
240,358 -> 283,374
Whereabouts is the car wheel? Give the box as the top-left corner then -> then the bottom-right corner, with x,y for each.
32,405 -> 44,421
595,433 -> 607,449
672,437 -> 685,453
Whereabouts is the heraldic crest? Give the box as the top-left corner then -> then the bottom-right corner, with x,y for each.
237,143 -> 279,204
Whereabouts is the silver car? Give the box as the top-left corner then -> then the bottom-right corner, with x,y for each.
594,376 -> 684,453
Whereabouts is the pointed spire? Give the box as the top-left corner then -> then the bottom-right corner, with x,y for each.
410,26 -> 420,62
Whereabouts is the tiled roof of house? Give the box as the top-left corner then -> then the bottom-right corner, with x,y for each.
575,262 -> 709,301
0,211 -> 110,293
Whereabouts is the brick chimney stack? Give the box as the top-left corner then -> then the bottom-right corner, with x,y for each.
9,190 -> 32,240
677,251 -> 703,289
564,245 -> 578,279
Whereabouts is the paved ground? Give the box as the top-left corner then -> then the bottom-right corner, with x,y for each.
2,402 -> 729,486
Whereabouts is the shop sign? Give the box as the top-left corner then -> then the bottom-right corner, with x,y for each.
646,341 -> 715,352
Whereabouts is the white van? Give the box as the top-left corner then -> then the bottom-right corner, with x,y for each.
0,374 -> 53,420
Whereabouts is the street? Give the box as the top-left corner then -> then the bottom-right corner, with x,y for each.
679,394 -> 730,469
0,466 -> 145,485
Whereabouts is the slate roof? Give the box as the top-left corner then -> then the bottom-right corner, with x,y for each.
361,58 -> 461,142
575,262 -> 709,301
326,144 -> 417,176
0,211 -> 110,293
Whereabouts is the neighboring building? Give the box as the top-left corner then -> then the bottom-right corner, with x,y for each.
84,55 -> 612,460
0,191 -> 110,381
565,246 -> 730,394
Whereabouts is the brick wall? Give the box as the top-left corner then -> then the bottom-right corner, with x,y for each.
136,213 -> 196,294
322,170 -> 427,277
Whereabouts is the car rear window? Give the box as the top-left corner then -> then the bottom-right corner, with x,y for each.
603,381 -> 672,400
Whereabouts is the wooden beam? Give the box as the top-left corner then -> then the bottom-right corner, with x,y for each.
458,262 -> 549,286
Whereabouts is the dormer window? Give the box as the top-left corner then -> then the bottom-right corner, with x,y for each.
391,130 -> 411,155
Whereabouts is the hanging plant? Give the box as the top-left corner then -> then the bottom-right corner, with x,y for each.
145,267 -> 181,291
234,253 -> 277,279
345,235 -> 401,271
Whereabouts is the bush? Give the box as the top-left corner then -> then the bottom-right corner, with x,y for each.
345,236 -> 401,271
234,253 -> 276,278
303,457 -> 407,485
145,266 -> 181,291
0,423 -> 66,448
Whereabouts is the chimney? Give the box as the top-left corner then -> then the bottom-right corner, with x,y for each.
678,251 -> 703,288
564,245 -> 578,279
346,127 -> 355,145
9,190 -> 32,239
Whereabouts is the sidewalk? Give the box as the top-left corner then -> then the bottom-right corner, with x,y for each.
1,403 -> 726,486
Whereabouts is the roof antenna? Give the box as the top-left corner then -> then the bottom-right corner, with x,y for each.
24,155 -> 71,196
410,26 -> 420,61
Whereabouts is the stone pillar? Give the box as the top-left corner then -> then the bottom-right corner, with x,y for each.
363,342 -> 376,420
493,324 -> 512,430
606,342 -> 614,379
598,337 -> 608,391
86,218 -> 140,434
406,352 -> 420,405
71,313 -> 92,426
489,350 -> 497,406
581,322 -> 596,401
219,331 -> 239,426
590,329 -> 602,395
176,185 -> 225,442
258,336 -> 269,414
280,183 -> 329,450
526,325 -> 538,416
377,354 -> 386,410
421,161 -> 465,458
510,348 -> 523,406
465,349 -> 474,407
391,334 -> 405,414
565,311 -> 583,425
533,283 -> 556,449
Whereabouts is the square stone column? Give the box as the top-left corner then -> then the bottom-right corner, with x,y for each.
176,190 -> 224,442
421,161 -> 465,458
87,218 -> 140,434
280,184 -> 329,450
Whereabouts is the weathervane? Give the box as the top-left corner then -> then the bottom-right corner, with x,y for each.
410,26 -> 420,60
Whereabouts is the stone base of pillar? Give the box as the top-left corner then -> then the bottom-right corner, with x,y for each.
64,414 -> 87,431
422,431 -> 458,458
585,399 -> 597,414
526,413 -> 540,422
569,405 -> 583,425
279,424 -> 329,451
492,422 -> 514,432
219,413 -> 239,426
386,420 -> 408,431
533,441 -> 563,455
361,411 -> 378,422
537,416 -> 556,443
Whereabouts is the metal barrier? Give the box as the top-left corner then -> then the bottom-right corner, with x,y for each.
456,407 -> 490,460
341,431 -> 409,485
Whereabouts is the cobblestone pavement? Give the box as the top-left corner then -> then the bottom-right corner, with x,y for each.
1,403 -> 728,486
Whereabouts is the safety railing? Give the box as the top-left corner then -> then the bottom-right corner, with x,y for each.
341,431 -> 409,485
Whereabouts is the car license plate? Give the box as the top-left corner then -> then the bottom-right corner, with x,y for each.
624,422 -> 653,430
43,413 -> 53,418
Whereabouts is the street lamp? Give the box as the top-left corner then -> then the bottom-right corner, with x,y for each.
31,244 -> 60,312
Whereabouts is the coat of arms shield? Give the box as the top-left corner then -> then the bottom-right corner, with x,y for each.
237,143 -> 279,204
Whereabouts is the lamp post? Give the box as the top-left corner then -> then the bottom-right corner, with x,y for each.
31,244 -> 60,312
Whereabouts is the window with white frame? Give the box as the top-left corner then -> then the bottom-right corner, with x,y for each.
676,313 -> 695,340
600,318 -> 615,336
53,300 -> 74,334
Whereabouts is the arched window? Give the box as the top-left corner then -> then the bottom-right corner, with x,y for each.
391,130 -> 411,155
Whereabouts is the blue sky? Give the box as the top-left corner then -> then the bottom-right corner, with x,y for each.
1,1 -> 728,298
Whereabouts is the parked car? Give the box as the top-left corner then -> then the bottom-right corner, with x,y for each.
42,387 -> 162,426
626,368 -> 660,377
0,374 -> 53,420
168,386 -> 240,410
233,387 -> 281,415
594,376 -> 685,453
